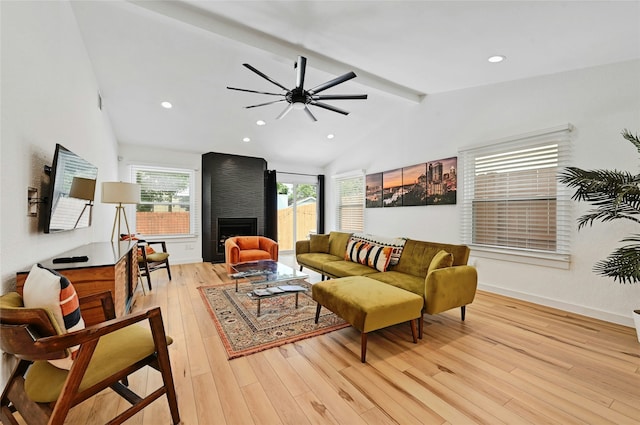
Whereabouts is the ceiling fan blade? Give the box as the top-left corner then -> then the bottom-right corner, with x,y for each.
243,63 -> 289,91
308,71 -> 357,95
303,105 -> 317,122
310,101 -> 349,115
245,99 -> 285,109
295,56 -> 307,89
227,86 -> 285,96
276,104 -> 293,119
312,94 -> 368,100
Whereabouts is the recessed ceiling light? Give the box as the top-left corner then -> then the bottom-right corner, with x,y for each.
161,101 -> 173,109
242,137 -> 251,142
488,55 -> 506,63
327,134 -> 335,139
256,120 -> 266,126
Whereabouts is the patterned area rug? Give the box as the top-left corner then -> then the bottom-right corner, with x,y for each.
198,280 -> 349,359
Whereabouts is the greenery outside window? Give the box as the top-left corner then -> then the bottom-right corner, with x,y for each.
131,165 -> 196,237
460,125 -> 572,266
336,173 -> 364,232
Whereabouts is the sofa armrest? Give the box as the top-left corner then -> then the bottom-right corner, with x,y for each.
424,266 -> 477,315
259,237 -> 279,261
295,240 -> 311,255
224,238 -> 240,271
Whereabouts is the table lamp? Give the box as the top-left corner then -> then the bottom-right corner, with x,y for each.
102,182 -> 140,242
69,177 -> 96,228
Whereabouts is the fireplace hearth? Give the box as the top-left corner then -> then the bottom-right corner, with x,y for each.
217,217 -> 258,254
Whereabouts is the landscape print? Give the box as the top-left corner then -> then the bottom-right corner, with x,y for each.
383,168 -> 403,207
366,156 -> 457,209
366,173 -> 383,208
427,157 -> 457,205
401,163 -> 427,206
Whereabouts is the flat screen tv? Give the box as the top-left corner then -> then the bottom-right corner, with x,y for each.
44,144 -> 98,233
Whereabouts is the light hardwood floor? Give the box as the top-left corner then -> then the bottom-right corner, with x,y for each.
3,260 -> 640,425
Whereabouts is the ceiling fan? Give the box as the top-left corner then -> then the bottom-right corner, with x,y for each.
227,56 -> 368,122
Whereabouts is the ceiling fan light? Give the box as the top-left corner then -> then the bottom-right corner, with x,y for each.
292,101 -> 306,110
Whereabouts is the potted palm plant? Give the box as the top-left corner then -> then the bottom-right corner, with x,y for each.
559,129 -> 640,342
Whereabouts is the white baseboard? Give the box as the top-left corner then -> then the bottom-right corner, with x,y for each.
478,282 -> 635,328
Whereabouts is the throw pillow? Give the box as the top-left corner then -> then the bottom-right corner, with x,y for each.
427,250 -> 454,275
367,245 -> 393,272
309,234 -> 330,253
345,238 -> 371,264
350,233 -> 407,265
23,264 -> 85,370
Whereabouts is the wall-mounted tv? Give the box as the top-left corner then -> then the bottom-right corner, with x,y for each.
44,144 -> 98,233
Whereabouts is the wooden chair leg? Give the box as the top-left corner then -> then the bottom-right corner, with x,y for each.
410,319 -> 418,343
165,261 -> 172,280
314,303 -> 322,324
361,332 -> 367,363
461,305 -> 466,321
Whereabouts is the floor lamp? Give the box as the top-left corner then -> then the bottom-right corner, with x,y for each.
69,177 -> 96,229
102,182 -> 141,242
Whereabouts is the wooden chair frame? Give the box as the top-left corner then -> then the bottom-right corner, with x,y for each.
0,291 -> 180,425
138,240 -> 172,290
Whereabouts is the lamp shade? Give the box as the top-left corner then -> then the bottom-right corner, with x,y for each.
69,177 -> 96,201
101,182 -> 140,204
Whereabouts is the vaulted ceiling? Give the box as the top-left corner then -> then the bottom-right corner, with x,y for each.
70,1 -> 640,168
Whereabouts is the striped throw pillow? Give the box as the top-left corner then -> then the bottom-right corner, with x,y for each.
23,263 -> 85,370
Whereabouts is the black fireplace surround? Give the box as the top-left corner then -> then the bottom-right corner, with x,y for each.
202,152 -> 272,263
217,217 -> 257,254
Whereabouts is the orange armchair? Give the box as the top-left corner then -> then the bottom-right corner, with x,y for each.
225,236 -> 278,274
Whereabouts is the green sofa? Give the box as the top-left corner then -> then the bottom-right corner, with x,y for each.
296,231 -> 478,337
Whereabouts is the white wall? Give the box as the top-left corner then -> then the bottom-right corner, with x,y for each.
325,60 -> 640,326
1,1 -> 120,292
117,144 -> 202,264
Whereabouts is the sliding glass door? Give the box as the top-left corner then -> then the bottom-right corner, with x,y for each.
277,180 -> 317,252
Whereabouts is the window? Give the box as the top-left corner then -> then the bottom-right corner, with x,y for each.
131,165 -> 196,237
336,173 -> 364,232
460,125 -> 572,264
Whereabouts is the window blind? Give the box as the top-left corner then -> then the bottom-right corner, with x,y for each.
131,165 -> 197,237
336,174 -> 364,232
460,125 -> 572,261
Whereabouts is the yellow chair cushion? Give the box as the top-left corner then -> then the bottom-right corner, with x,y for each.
24,324 -> 173,403
138,252 -> 169,263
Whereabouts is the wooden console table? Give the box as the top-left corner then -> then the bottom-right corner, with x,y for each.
16,241 -> 139,325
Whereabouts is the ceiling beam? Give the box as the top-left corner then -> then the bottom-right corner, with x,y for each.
128,0 -> 425,103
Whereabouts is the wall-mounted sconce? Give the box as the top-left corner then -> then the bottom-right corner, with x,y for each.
27,187 -> 47,217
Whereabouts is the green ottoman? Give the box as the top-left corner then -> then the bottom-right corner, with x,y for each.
312,276 -> 424,362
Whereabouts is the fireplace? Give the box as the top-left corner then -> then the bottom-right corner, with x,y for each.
217,217 -> 258,254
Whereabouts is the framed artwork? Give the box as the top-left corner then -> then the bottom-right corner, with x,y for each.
383,168 -> 403,207
427,156 -> 457,205
401,163 -> 427,206
366,173 -> 383,208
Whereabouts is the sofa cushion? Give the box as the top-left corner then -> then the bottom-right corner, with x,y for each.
297,253 -> 342,271
428,250 -> 454,275
367,271 -> 426,298
310,234 -> 330,253
323,260 -> 378,278
238,249 -> 272,263
236,237 -> 260,250
328,232 -> 352,258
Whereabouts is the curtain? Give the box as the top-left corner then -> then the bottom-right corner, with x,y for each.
264,169 -> 278,241
317,174 -> 325,234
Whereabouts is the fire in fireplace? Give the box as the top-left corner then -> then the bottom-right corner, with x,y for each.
217,217 -> 258,253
